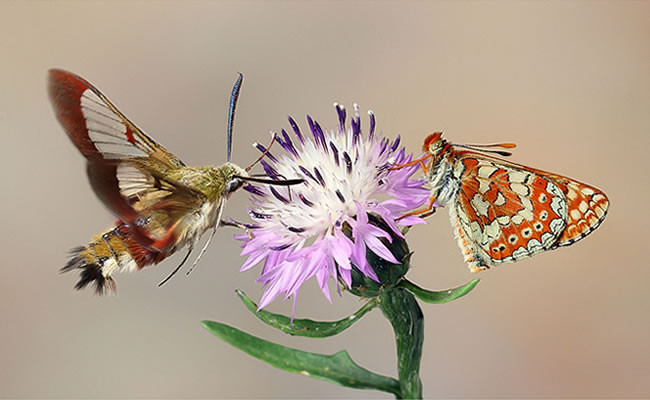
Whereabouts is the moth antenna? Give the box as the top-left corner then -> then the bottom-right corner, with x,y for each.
158,247 -> 192,287
246,132 -> 278,172
226,73 -> 244,163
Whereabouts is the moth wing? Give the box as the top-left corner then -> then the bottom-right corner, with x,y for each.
49,69 -> 207,252
88,160 -> 208,252
48,69 -> 184,167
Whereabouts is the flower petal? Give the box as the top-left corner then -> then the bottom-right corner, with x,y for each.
236,104 -> 428,310
364,232 -> 400,264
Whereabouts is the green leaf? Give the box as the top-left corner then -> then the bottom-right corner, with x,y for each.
399,278 -> 480,304
202,320 -> 401,397
379,288 -> 424,399
236,289 -> 378,338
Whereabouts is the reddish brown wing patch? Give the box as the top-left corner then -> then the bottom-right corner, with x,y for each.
48,69 -> 183,167
48,69 -> 102,159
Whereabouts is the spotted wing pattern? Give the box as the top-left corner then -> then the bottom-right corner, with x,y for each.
449,154 -> 608,272
532,174 -> 609,248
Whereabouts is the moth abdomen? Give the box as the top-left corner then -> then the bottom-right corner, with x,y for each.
62,223 -> 166,293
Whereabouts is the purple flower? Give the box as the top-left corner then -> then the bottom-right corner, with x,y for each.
236,104 -> 430,312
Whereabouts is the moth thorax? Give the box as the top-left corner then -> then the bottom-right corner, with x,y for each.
218,162 -> 248,179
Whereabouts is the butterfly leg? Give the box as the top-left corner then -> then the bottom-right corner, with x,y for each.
419,159 -> 430,175
389,153 -> 432,172
418,207 -> 437,219
397,195 -> 438,220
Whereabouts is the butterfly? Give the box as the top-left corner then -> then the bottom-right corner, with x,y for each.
397,132 -> 609,272
49,69 -> 303,293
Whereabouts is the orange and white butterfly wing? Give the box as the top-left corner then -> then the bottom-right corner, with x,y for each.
450,153 -> 608,272
535,175 -> 609,247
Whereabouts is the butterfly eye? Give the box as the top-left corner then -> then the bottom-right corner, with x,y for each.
423,132 -> 442,152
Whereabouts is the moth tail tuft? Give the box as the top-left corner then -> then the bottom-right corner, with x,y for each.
61,247 -> 117,295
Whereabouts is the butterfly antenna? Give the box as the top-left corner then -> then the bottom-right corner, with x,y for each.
246,132 -> 278,172
464,142 -> 516,149
454,143 -> 515,157
158,247 -> 192,287
226,73 -> 244,163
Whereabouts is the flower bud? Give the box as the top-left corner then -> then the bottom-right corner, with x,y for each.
343,214 -> 411,297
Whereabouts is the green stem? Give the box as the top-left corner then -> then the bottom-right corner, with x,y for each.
379,288 -> 424,399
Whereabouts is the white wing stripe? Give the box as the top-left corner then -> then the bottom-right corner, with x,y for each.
80,88 -> 148,158
94,142 -> 148,158
81,104 -> 125,124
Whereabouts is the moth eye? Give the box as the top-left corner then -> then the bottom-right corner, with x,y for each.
226,178 -> 244,193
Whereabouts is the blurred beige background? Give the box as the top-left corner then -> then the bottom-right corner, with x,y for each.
1,1 -> 648,398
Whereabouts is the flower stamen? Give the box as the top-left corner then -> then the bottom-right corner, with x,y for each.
237,103 -> 430,312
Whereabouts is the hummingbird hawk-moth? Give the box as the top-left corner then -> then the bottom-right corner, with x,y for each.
49,69 -> 302,293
